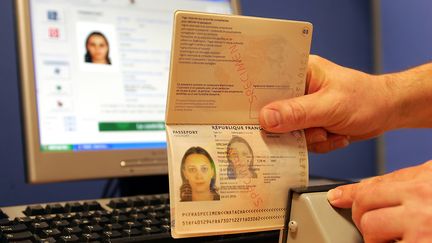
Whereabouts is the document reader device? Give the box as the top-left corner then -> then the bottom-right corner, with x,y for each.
280,184 -> 363,243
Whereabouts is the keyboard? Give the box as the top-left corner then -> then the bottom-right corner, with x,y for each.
0,194 -> 279,243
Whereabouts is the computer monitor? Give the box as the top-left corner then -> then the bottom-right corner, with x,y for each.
15,0 -> 240,183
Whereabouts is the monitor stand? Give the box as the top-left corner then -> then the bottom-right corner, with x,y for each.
118,175 -> 169,197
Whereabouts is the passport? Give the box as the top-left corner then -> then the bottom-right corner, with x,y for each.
165,10 -> 312,238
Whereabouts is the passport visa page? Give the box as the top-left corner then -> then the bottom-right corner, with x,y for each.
165,11 -> 312,238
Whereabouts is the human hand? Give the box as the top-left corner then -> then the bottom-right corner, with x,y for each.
259,55 -> 396,153
327,160 -> 432,242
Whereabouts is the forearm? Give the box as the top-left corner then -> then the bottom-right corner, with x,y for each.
382,62 -> 432,130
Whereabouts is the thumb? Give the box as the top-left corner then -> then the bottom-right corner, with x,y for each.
259,92 -> 331,133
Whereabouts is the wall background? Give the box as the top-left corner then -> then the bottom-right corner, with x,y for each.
3,0 -> 428,207
379,0 -> 432,172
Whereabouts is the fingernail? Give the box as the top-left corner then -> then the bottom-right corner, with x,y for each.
311,133 -> 327,143
327,188 -> 342,203
262,109 -> 281,128
334,138 -> 349,149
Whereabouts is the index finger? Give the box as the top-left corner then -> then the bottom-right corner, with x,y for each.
327,183 -> 359,208
328,174 -> 392,208
328,162 -> 428,208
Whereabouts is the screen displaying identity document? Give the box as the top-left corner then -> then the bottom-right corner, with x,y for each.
165,11 -> 313,238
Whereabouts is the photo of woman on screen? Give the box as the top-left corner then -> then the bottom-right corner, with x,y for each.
84,31 -> 111,65
226,136 -> 257,179
180,146 -> 220,202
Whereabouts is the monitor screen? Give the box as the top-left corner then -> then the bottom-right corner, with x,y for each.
15,0 -> 239,183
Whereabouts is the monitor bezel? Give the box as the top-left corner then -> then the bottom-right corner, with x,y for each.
15,0 -> 240,183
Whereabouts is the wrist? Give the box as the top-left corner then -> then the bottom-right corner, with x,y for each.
380,63 -> 432,129
378,72 -> 408,130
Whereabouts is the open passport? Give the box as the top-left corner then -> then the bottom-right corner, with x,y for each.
165,11 -> 312,238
